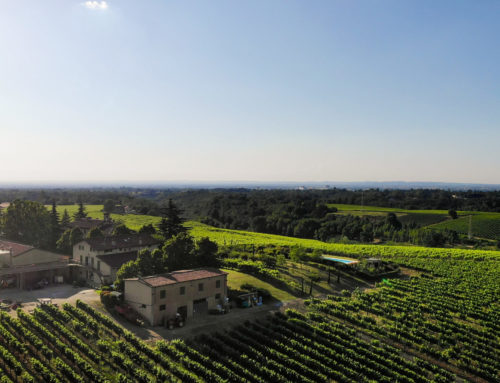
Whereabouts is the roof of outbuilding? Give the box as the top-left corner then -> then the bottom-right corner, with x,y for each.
80,234 -> 161,251
0,240 -> 34,257
126,269 -> 228,287
96,251 -> 138,268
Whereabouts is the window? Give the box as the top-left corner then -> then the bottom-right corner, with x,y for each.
141,304 -> 146,309
159,305 -> 166,311
180,286 -> 185,295
97,261 -> 100,271
215,293 -> 221,300
85,256 -> 89,266
160,290 -> 166,299
198,283 -> 204,292
91,258 -> 94,267
80,255 -> 83,264
216,280 -> 221,289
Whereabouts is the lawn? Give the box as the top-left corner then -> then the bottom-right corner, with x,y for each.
223,268 -> 298,302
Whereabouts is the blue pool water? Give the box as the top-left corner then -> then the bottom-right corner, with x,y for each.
322,256 -> 358,264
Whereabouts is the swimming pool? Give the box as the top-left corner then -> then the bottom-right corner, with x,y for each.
322,256 -> 358,265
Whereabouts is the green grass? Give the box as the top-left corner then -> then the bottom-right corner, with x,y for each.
223,268 -> 297,301
327,204 -> 464,215
51,204 -> 161,231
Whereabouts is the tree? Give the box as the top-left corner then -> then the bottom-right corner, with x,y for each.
195,237 -> 219,268
74,202 -> 87,219
115,260 -> 140,291
3,200 -> 51,248
87,227 -> 104,239
136,249 -> 164,276
163,232 -> 195,271
448,209 -> 458,220
48,201 -> 61,250
138,224 -> 156,235
60,209 -> 71,227
158,199 -> 186,240
386,212 -> 402,230
103,199 -> 116,214
113,224 -> 135,236
56,229 -> 72,254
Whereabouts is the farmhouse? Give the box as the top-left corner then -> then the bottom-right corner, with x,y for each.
72,234 -> 161,287
123,269 -> 228,326
67,213 -> 115,236
0,240 -> 70,289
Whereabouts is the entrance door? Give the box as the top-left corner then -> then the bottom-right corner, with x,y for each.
177,305 -> 188,320
193,298 -> 208,317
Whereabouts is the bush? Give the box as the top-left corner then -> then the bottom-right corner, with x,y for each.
100,291 -> 120,308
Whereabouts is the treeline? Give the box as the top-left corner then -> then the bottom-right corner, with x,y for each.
1,187 -> 499,215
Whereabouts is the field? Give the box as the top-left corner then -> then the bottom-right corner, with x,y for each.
52,205 -> 161,231
328,203 -> 500,239
429,213 -> 500,240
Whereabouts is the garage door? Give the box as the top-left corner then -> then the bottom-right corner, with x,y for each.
193,298 -> 208,316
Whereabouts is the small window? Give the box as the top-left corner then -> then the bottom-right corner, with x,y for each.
180,286 -> 185,295
198,283 -> 204,292
160,290 -> 166,299
215,293 -> 221,300
159,305 -> 166,311
141,304 -> 146,309
80,255 -> 83,264
97,261 -> 101,271
216,280 -> 221,289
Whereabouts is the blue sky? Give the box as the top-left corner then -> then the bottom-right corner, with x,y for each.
1,1 -> 499,183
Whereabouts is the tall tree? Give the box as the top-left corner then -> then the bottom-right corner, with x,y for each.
60,209 -> 71,227
48,201 -> 61,250
163,232 -> 195,271
103,199 -> 116,214
3,200 -> 51,248
195,237 -> 219,267
158,199 -> 186,239
74,202 -> 87,219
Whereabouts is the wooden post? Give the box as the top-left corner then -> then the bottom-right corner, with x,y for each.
309,279 -> 313,295
301,277 -> 304,293
328,268 -> 331,284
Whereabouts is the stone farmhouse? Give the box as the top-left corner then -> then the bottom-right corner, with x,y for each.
72,234 -> 161,287
123,269 -> 228,326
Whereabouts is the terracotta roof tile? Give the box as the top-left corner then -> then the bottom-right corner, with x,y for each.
134,269 -> 227,287
82,234 -> 161,251
96,251 -> 138,268
0,240 -> 34,257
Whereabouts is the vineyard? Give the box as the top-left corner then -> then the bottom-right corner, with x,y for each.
430,213 -> 500,240
188,221 -> 500,260
1,247 -> 499,382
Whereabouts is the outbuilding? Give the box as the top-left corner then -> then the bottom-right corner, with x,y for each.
124,269 -> 228,326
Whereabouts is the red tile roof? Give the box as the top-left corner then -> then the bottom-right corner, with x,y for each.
131,269 -> 228,287
96,251 -> 138,269
0,240 -> 34,257
82,234 -> 161,251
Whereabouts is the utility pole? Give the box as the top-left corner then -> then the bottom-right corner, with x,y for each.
468,215 -> 472,240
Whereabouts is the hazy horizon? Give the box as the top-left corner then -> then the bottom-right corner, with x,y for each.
1,1 -> 499,184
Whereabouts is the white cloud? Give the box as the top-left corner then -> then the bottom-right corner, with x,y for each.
84,1 -> 108,10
